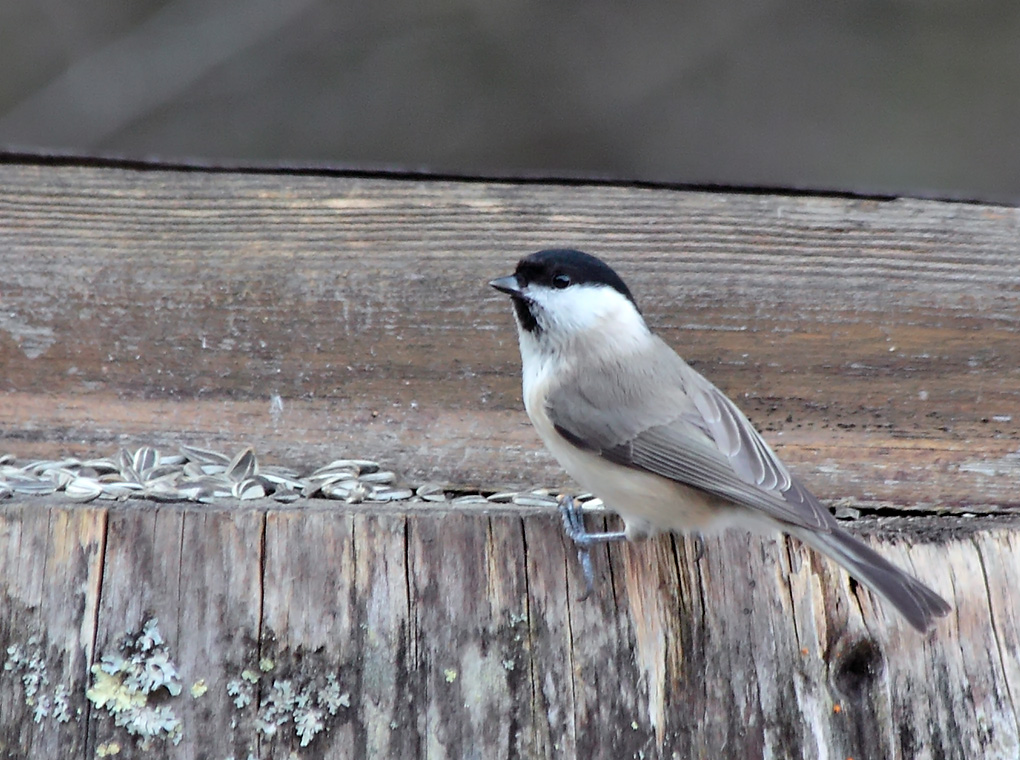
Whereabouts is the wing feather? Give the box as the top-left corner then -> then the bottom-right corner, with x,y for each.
546,337 -> 831,531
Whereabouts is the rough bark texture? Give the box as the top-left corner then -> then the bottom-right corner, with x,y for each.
1,159 -> 1019,758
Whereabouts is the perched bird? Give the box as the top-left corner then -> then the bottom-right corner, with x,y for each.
490,248 -> 950,632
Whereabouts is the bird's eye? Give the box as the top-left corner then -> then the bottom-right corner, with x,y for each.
552,273 -> 571,289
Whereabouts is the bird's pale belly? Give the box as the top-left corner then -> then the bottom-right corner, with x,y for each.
521,357 -> 745,537
541,429 -> 733,537
522,389 -> 734,538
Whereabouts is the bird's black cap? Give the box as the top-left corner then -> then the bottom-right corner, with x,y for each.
513,249 -> 637,306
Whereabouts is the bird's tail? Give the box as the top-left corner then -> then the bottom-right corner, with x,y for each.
790,523 -> 951,632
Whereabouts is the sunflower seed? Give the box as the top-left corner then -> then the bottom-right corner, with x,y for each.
211,479 -> 236,498
143,464 -> 183,482
145,481 -> 183,501
369,488 -> 414,502
233,478 -> 266,500
358,470 -> 395,485
81,458 -> 120,474
24,458 -> 82,475
133,446 -> 159,474
179,475 -> 233,499
307,471 -> 359,486
260,469 -> 308,491
178,461 -> 202,479
100,482 -> 144,499
512,494 -> 558,508
176,482 -> 210,501
0,453 -> 14,466
145,471 -> 182,488
226,447 -> 258,482
486,491 -> 517,503
180,445 -> 231,465
115,449 -> 141,483
41,467 -> 77,489
320,481 -> 351,500
272,489 -> 302,504
65,477 -> 103,503
416,483 -> 447,502
312,472 -> 358,488
322,477 -> 361,493
309,461 -> 362,480
9,477 -> 56,495
451,494 -> 488,505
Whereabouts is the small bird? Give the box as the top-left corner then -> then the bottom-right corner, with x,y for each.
490,248 -> 950,632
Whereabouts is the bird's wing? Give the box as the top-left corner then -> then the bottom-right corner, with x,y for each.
546,337 -> 832,531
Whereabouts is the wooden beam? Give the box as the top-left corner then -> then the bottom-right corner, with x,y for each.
2,162 -> 1018,507
1,499 -> 1016,758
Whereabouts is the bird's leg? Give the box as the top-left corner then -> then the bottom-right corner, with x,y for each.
557,494 -> 627,600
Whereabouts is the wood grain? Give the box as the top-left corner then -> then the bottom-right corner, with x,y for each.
2,499 -> 1016,759
0,504 -> 104,758
1,162 -> 1019,513
1,160 -> 1019,758
83,506 -> 264,757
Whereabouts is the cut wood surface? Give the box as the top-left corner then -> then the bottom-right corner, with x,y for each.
1,159 -> 1019,758
2,499 -> 1018,759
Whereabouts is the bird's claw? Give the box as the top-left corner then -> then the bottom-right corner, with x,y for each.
558,494 -> 596,599
557,494 -> 626,601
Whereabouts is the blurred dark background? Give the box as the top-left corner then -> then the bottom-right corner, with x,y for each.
1,0 -> 1018,202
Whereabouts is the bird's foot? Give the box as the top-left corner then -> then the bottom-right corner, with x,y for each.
557,494 -> 627,600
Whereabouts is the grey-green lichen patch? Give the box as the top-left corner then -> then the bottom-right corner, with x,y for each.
86,618 -> 183,749
3,634 -> 74,724
226,665 -> 350,748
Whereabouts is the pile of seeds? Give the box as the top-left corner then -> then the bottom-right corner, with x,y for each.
0,446 -> 601,510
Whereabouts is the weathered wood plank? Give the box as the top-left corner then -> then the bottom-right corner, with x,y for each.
259,509 -> 362,756
80,506 -> 264,758
0,504 -> 104,758
351,514 -> 417,758
1,162 -> 1019,513
407,514 -> 532,758
5,500 -> 1014,758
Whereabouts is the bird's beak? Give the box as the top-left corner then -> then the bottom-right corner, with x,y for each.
489,275 -> 523,296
